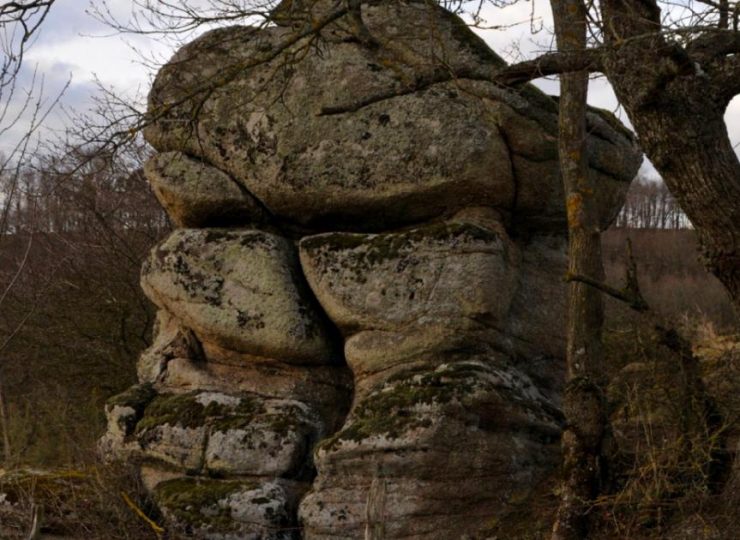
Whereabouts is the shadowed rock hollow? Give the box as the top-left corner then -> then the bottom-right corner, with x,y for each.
101,1 -> 641,538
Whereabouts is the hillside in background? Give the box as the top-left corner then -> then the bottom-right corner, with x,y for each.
603,227 -> 737,331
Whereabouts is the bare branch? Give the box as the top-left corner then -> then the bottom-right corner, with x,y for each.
0,0 -> 55,90
345,0 -> 378,48
687,27 -> 740,60
566,273 -> 649,311
566,238 -> 650,313
320,48 -> 605,116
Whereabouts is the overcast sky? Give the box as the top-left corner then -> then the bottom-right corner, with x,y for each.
6,0 -> 740,179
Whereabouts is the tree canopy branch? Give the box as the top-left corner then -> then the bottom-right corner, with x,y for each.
566,239 -> 650,313
319,48 -> 605,116
713,52 -> 740,100
687,28 -> 740,61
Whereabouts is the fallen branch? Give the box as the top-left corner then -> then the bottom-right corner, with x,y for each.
120,491 -> 165,538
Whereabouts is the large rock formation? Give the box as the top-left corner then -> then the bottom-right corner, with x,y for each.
102,1 -> 641,538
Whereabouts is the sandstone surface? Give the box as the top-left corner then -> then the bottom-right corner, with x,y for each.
144,2 -> 640,232
141,228 -> 334,364
145,151 -> 268,228
102,1 -> 642,537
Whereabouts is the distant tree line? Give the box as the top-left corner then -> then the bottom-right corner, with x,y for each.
0,141 -> 169,465
1,144 -> 168,237
614,176 -> 690,230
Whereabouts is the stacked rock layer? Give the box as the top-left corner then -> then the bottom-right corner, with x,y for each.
101,1 -> 641,538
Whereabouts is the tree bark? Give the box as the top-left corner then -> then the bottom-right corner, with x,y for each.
550,1 -> 610,538
600,0 -> 740,309
619,107 -> 740,306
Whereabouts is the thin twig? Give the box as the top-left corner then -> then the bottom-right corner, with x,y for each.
566,238 -> 649,313
120,491 -> 165,538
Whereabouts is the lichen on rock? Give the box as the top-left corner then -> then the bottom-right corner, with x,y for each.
143,1 -> 640,233
100,0 -> 642,537
145,151 -> 269,228
153,476 -> 305,539
141,228 -> 335,364
299,219 -> 519,334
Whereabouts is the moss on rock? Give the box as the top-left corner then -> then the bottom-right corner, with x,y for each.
136,392 -> 208,432
136,392 -> 272,434
319,363 -> 480,449
154,476 -> 252,530
302,222 -> 500,259
209,396 -> 266,433
106,383 -> 157,414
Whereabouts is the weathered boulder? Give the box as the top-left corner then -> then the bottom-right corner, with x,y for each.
136,310 -> 351,419
300,211 -> 568,382
141,228 -> 334,364
128,391 -> 322,477
300,356 -> 562,538
144,151 -> 268,228
144,2 -> 640,232
299,213 -> 518,334
105,332 -> 351,538
101,1 -> 645,537
296,213 -> 566,536
152,476 -> 306,539
104,297 -> 351,537
102,383 -> 340,537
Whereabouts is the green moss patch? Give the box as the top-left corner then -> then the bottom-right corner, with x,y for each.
319,364 -> 484,450
302,222 -> 502,279
137,393 -> 208,432
135,391 -> 272,435
209,396 -> 266,433
106,383 -> 156,414
154,477 -> 253,530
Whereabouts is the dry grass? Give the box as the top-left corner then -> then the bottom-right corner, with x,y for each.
602,228 -> 737,331
596,324 -> 733,539
0,460 -> 161,539
599,229 -> 738,538
485,226 -> 739,539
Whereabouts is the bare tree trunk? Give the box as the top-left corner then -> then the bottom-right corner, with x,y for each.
626,110 -> 740,304
600,0 -> 740,309
551,1 -> 610,538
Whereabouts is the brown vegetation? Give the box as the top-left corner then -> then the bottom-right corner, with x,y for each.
0,145 -> 169,466
602,228 -> 737,331
0,463 -> 158,539
1,171 -> 737,537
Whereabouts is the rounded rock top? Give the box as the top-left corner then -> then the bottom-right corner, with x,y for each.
144,1 -> 641,232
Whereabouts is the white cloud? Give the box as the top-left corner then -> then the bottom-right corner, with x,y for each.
26,35 -> 164,96
3,1 -> 739,165
726,95 -> 740,152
